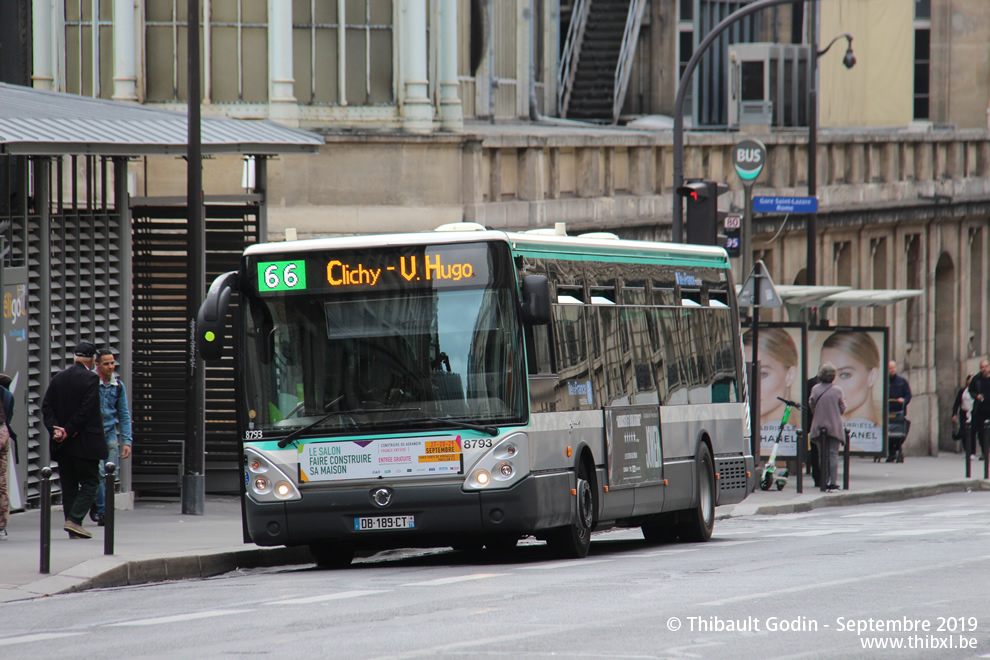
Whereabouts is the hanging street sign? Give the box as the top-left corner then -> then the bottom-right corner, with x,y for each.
723,214 -> 741,258
753,196 -> 819,213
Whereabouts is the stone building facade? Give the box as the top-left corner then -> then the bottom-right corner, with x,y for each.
13,0 -> 990,455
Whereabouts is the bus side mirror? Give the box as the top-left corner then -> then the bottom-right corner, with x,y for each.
520,275 -> 551,326
197,271 -> 239,361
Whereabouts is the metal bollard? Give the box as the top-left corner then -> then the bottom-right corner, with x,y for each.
104,462 -> 116,556
842,429 -> 851,490
984,422 -> 989,481
817,430 -> 828,492
795,430 -> 804,494
40,467 -> 53,574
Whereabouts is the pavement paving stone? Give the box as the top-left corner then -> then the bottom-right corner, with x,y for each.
0,453 -> 984,602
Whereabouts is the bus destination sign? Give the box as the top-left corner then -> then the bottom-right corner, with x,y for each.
255,243 -> 492,294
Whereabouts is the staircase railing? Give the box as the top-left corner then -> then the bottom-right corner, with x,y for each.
612,0 -> 648,123
557,0 -> 591,118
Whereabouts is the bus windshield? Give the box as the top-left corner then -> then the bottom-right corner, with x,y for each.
241,242 -> 526,436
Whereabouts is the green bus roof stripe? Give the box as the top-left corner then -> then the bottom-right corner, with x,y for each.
511,245 -> 729,269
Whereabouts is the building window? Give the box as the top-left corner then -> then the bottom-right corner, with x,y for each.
64,0 -> 114,98
291,0 -> 394,106
913,2 -> 930,120
145,0 -> 269,104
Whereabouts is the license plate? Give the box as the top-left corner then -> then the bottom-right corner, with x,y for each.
354,515 -> 415,531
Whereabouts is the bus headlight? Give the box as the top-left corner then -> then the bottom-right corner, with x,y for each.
245,448 -> 301,502
462,433 -> 529,491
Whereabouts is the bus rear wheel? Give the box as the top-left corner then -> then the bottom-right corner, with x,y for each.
679,444 -> 715,542
309,542 -> 354,568
547,463 -> 595,558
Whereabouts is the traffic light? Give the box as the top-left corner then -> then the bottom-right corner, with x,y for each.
677,179 -> 729,246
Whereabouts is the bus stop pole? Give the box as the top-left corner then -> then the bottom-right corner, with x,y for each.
750,272 -> 762,466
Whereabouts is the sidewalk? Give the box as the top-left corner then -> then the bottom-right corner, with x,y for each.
718,452 -> 990,517
1,453 -> 986,602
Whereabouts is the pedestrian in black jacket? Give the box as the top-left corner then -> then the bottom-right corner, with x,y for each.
969,360 -> 990,460
41,341 -> 107,539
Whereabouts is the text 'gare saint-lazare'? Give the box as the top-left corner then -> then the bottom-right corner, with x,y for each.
327,255 -> 477,287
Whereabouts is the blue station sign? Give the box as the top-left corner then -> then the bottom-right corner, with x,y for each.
753,196 -> 819,213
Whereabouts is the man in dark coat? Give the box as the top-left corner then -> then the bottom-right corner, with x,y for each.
42,341 -> 108,539
969,359 -> 990,460
887,361 -> 912,462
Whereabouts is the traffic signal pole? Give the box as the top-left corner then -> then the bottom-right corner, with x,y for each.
673,0 -> 803,243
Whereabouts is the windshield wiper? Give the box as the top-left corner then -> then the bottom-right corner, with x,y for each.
275,404 -> 419,448
394,416 -> 499,436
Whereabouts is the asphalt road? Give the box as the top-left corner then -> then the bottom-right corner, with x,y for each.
2,491 -> 989,660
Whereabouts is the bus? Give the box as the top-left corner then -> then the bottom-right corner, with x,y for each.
197,226 -> 755,566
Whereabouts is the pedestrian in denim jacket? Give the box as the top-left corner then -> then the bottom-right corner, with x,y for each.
91,348 -> 133,525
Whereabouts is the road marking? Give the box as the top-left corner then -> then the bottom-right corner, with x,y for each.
698,554 -> 990,607
764,529 -> 856,537
923,509 -> 987,517
107,609 -> 251,627
0,632 -> 86,647
266,590 -> 390,605
841,509 -> 907,518
516,559 -> 612,570
401,573 -> 504,586
712,540 -> 759,547
872,528 -> 957,537
624,549 -> 693,558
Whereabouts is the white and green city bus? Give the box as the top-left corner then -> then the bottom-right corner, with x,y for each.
197,226 -> 755,566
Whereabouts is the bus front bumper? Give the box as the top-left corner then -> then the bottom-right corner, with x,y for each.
245,471 -> 574,548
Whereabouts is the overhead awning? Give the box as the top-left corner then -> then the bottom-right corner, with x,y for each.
736,284 -> 923,308
0,82 -> 324,156
815,288 -> 924,309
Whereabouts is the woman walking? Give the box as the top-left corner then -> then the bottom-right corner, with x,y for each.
809,362 -> 847,492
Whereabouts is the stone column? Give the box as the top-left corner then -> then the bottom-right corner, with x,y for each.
401,0 -> 433,133
32,0 -> 54,90
268,0 -> 298,123
437,0 -> 463,131
112,0 -> 138,101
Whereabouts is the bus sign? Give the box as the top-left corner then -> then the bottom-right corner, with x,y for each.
259,260 -> 307,292
254,243 -> 492,294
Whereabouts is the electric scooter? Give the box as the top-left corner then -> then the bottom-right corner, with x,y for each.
760,396 -> 806,491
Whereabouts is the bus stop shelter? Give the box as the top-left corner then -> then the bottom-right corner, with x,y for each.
737,281 -> 923,492
0,82 -> 322,508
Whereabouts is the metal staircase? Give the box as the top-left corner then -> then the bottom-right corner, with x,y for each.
558,0 -> 647,124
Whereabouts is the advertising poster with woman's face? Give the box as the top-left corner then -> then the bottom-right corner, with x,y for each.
808,328 -> 888,455
744,326 -> 803,458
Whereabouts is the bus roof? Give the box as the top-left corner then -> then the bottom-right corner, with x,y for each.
243,230 -> 730,269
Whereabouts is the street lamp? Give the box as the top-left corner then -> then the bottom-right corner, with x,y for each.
807,4 -> 856,302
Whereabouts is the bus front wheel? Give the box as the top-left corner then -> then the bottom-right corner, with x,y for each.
679,444 -> 715,542
547,463 -> 595,558
309,542 -> 354,568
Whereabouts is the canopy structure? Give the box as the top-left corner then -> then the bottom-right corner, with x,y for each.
0,82 -> 323,156
736,284 -> 923,309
